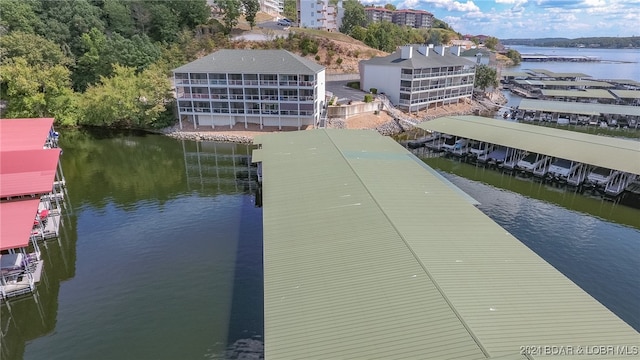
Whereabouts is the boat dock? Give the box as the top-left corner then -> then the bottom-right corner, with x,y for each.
414,116 -> 640,197
1,118 -> 68,301
253,129 -> 639,359
520,54 -> 600,62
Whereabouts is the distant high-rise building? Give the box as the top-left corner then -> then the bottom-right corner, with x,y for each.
365,7 -> 434,29
364,7 -> 393,23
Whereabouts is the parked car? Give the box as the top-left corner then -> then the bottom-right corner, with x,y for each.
277,19 -> 292,26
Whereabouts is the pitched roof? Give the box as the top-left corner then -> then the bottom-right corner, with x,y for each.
0,118 -> 54,151
0,149 -> 61,197
361,46 -> 475,69
172,49 -> 325,75
0,199 -> 40,250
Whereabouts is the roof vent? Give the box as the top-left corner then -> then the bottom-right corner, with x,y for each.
400,45 -> 413,59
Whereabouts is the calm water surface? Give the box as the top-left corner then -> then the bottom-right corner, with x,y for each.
507,46 -> 640,82
2,124 -> 639,358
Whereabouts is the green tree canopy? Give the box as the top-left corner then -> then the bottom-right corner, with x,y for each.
506,49 -> 521,65
102,0 -> 135,37
79,64 -> 173,128
0,31 -> 72,67
0,57 -> 78,124
283,0 -> 297,21
485,36 -> 499,50
215,0 -> 241,34
0,0 -> 42,33
242,0 -> 260,29
339,0 -> 367,35
474,64 -> 498,93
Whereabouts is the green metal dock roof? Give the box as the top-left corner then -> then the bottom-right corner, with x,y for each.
540,89 -> 615,99
538,80 -> 614,88
416,116 -> 640,175
254,129 -> 639,359
611,89 -> 640,99
518,98 -> 640,117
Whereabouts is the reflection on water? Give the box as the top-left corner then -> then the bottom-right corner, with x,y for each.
2,130 -> 264,360
423,156 -> 640,332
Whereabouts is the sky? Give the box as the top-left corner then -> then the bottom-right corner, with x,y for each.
362,0 -> 640,39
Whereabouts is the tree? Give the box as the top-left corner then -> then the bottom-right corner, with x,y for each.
506,49 -> 521,65
485,36 -> 499,50
0,31 -> 72,67
79,64 -> 173,128
0,57 -> 79,125
283,0 -> 297,21
167,0 -> 210,29
339,0 -> 367,35
242,0 -> 260,29
102,0 -> 135,37
384,4 -> 396,11
474,64 -> 498,94
148,3 -> 180,42
215,0 -> 241,34
0,0 -> 42,33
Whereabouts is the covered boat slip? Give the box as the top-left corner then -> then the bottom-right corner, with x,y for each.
0,117 -> 58,150
254,129 -> 638,360
518,98 -> 640,118
540,89 -> 616,100
417,116 -> 640,176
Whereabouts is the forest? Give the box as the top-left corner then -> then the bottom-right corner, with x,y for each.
0,0 -> 228,129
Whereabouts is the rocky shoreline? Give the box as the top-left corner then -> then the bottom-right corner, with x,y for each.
157,92 -> 506,144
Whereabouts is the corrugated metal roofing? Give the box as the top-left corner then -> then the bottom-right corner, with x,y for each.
518,98 -> 640,117
501,71 -> 531,78
0,149 -> 61,197
172,49 -> 324,75
611,89 -> 640,99
257,129 -> 639,359
540,89 -> 615,99
0,199 -> 40,250
361,46 -> 475,68
539,80 -> 613,87
416,116 -> 640,175
529,70 -> 591,78
0,118 -> 54,151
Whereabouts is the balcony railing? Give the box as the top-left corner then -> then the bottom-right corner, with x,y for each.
178,108 -> 316,116
177,79 -> 316,87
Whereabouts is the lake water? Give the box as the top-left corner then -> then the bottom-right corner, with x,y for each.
506,46 -> 640,82
2,49 -> 640,359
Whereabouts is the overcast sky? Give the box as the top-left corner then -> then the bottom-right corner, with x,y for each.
362,0 -> 640,39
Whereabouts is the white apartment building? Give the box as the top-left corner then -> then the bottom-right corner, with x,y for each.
297,0 -> 344,31
359,45 -> 476,112
173,49 -> 326,129
260,0 -> 284,16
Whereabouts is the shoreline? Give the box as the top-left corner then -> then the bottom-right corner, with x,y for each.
157,94 -> 506,144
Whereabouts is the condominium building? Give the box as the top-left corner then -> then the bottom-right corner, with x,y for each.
359,44 -> 476,112
260,0 -> 284,15
365,7 -> 434,29
297,0 -> 344,31
364,7 -> 393,23
392,9 -> 433,29
173,49 -> 326,129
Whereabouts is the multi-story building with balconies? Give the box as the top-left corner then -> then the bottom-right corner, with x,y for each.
297,0 -> 343,31
365,7 -> 433,29
392,9 -> 433,29
173,49 -> 326,129
364,7 -> 393,23
359,45 -> 476,112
